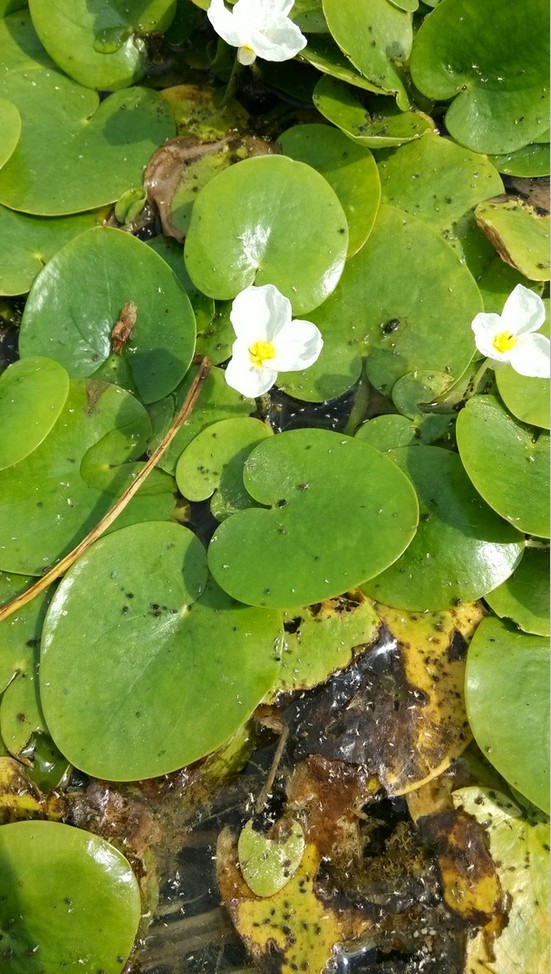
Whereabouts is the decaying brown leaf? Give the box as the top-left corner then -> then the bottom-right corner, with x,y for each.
111,300 -> 137,354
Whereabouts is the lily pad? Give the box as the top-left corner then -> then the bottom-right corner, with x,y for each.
0,357 -> 69,470
454,788 -> 550,974
313,76 -> 434,149
299,33 -> 388,93
285,205 -> 481,402
0,204 -> 105,297
184,155 -> 349,314
19,227 -> 196,404
40,522 -> 282,779
485,547 -> 550,637
456,395 -> 550,538
148,364 -> 255,476
277,123 -> 380,257
495,306 -> 550,429
175,417 -> 272,520
160,83 -> 250,141
465,617 -> 550,812
238,819 -> 305,897
208,428 -> 419,609
362,446 -> 524,611
275,592 -> 381,693
28,0 -> 176,91
377,133 -> 503,274
0,378 -> 157,574
355,414 -> 419,450
410,0 -> 550,154
0,820 -> 141,973
488,142 -> 550,178
322,0 -> 412,109
0,13 -> 175,215
474,197 -> 550,281
0,98 -> 20,170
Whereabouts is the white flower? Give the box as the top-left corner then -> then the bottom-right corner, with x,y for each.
207,0 -> 307,66
471,284 -> 550,378
224,283 -> 323,398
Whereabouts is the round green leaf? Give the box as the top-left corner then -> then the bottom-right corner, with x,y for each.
410,0 -> 550,154
355,414 -> 419,450
175,417 -> 272,520
391,370 -> 456,444
362,446 -> 524,611
377,133 -> 503,275
208,428 -> 419,609
465,617 -> 550,813
488,143 -> 550,178
299,33 -> 389,93
474,198 -> 550,281
322,0 -> 412,109
0,820 -> 141,973
456,395 -> 550,538
0,357 -> 69,470
313,76 -> 434,149
40,522 -> 281,779
0,98 -> 20,170
495,306 -> 549,429
282,205 -> 481,402
0,13 -> 175,215
238,819 -> 305,897
0,204 -> 104,296
485,547 -> 549,637
277,123 -> 380,257
0,378 -> 155,574
28,0 -> 176,90
184,155 -> 349,314
19,227 -> 196,403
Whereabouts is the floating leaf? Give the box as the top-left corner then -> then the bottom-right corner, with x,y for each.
0,820 -> 141,973
277,123 -> 380,257
410,0 -> 550,154
362,446 -> 524,610
0,98 -> 20,170
148,364 -> 255,476
485,547 -> 549,637
0,13 -> 175,215
0,357 -> 69,470
208,428 -> 419,609
454,787 -> 550,974
313,76 -> 434,149
456,395 -> 550,538
160,83 -> 249,141
474,197 -> 550,281
287,205 -> 481,402
28,0 -> 176,90
377,133 -> 503,275
184,155 -> 349,314
465,617 -> 549,813
19,227 -> 196,404
0,204 -> 105,297
299,33 -> 387,93
238,819 -> 305,897
175,417 -> 272,520
41,523 -> 281,780
275,591 -> 380,693
322,0 -> 412,109
355,413 -> 419,450
0,379 -> 156,574
489,142 -> 550,178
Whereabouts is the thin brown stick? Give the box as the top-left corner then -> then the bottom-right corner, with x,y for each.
0,357 -> 211,623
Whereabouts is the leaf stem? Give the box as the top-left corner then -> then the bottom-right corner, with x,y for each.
0,358 -> 211,624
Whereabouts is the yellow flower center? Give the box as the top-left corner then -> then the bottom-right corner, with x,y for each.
237,45 -> 256,66
248,339 -> 276,368
492,330 -> 518,354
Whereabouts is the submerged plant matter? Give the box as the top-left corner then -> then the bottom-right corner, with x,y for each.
0,0 -> 548,972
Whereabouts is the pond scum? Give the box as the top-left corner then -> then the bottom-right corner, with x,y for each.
0,1 -> 549,972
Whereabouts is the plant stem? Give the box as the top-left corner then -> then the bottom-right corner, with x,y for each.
0,357 -> 211,624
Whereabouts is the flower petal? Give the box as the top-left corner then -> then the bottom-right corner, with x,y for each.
471,312 -> 504,359
251,17 -> 307,60
500,284 -> 546,336
225,341 -> 277,397
207,0 -> 246,46
230,284 -> 292,344
510,333 -> 551,378
271,319 -> 324,371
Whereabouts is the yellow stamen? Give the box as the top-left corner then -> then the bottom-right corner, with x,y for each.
492,330 -> 518,354
249,339 -> 276,368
